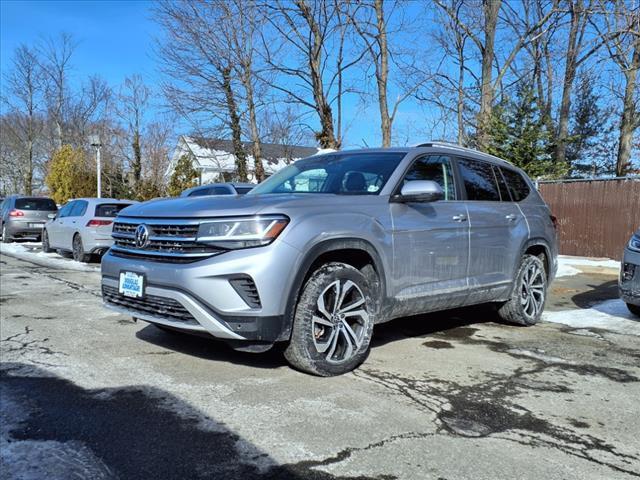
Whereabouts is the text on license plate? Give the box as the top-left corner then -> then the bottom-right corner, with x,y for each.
119,271 -> 144,298
29,223 -> 44,228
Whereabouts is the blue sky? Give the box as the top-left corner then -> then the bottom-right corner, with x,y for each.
1,0 -> 160,88
0,0 -> 438,148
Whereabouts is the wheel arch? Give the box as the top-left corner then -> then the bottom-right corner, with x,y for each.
521,238 -> 552,279
279,238 -> 388,342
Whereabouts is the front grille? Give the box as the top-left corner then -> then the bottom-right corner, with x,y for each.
102,285 -> 197,324
112,220 -> 222,262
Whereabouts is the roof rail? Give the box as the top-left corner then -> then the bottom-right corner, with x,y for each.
415,141 -> 513,165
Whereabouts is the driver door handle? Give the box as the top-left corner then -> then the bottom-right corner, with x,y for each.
452,214 -> 467,222
505,214 -> 517,222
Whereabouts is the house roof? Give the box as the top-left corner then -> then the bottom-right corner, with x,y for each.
188,137 -> 319,164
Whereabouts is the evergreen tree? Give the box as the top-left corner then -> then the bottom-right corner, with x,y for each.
46,145 -> 97,204
567,72 -> 603,175
167,154 -> 198,197
487,85 -> 567,179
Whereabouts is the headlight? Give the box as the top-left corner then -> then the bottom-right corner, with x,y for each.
196,215 -> 289,249
629,234 -> 640,252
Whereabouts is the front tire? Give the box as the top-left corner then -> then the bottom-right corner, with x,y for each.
498,254 -> 547,326
42,230 -> 54,253
284,262 -> 376,376
72,234 -> 91,263
627,303 -> 640,317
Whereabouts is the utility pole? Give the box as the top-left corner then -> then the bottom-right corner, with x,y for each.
89,134 -> 103,198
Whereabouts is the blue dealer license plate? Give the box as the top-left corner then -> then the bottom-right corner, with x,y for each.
119,271 -> 144,298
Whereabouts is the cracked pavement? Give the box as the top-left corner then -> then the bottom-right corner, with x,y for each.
1,251 -> 639,479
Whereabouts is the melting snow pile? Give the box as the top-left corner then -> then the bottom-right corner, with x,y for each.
556,255 -> 620,277
543,299 -> 640,336
0,242 -> 100,272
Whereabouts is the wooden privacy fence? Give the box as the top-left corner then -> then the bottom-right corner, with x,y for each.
538,177 -> 640,260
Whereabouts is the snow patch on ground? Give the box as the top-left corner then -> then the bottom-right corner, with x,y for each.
0,243 -> 100,272
556,255 -> 620,277
543,299 -> 640,336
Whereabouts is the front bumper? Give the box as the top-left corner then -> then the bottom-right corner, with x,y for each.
620,247 -> 640,306
100,240 -> 301,342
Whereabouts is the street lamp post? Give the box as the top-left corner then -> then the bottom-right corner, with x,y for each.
89,134 -> 102,198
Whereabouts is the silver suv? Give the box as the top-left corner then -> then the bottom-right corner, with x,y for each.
101,143 -> 558,376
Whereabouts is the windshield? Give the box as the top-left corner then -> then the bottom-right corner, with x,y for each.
248,152 -> 406,195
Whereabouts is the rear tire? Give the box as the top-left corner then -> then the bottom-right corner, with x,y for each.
498,254 -> 547,326
72,233 -> 91,263
627,303 -> 640,317
42,230 -> 54,253
284,262 -> 376,376
2,225 -> 12,243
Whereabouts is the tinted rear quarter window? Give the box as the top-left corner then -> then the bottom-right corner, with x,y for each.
457,159 -> 501,201
235,187 -> 253,195
501,168 -> 531,202
95,203 -> 131,217
15,198 -> 57,211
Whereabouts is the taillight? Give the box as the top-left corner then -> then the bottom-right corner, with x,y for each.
86,219 -> 113,227
550,214 -> 558,230
8,209 -> 24,217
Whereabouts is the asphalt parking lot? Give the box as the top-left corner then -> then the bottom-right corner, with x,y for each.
1,246 -> 639,479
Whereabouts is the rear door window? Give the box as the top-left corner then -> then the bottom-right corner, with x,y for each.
457,159 -> 501,201
15,198 -> 58,211
493,166 -> 512,201
69,200 -> 88,217
95,203 -> 132,217
402,155 -> 457,200
500,168 -> 531,202
58,201 -> 75,218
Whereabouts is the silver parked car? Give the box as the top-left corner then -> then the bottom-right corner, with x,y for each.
101,143 -> 558,376
1,196 -> 58,242
620,228 -> 640,317
181,182 -> 254,197
43,198 -> 135,262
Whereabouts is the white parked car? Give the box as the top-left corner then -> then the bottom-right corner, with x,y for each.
43,198 -> 136,262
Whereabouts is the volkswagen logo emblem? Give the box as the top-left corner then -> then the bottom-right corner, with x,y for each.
134,224 -> 150,249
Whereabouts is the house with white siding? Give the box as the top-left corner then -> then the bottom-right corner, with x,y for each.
166,136 -> 321,185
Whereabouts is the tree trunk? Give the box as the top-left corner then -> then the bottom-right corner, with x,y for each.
243,73 -> 265,182
132,130 -> 142,184
457,40 -> 465,145
374,0 -> 391,147
222,66 -> 248,181
616,36 -> 640,176
555,0 -> 582,166
476,0 -> 501,150
24,140 -> 33,195
296,0 -> 338,149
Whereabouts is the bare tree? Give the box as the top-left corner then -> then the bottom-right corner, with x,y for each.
262,0 -> 363,148
38,33 -> 76,150
155,1 -> 249,181
434,0 -> 557,150
118,75 -> 150,187
597,1 -> 640,176
2,45 -> 43,194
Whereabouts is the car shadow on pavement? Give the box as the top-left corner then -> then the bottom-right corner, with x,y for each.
570,279 -> 619,309
0,362 -> 375,480
370,305 -> 499,348
134,305 -> 498,368
135,325 -> 289,370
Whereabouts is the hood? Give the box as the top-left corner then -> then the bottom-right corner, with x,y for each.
116,193 -> 363,219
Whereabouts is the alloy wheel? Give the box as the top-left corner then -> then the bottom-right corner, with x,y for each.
311,279 -> 370,364
520,262 -> 545,319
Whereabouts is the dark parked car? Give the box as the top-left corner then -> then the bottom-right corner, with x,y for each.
181,183 -> 254,197
0,196 -> 58,243
620,228 -> 640,317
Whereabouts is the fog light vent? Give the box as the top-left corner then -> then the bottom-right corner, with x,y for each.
229,276 -> 262,309
622,263 -> 636,282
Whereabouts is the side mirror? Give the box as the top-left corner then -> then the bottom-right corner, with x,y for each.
47,213 -> 57,220
394,180 -> 444,203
